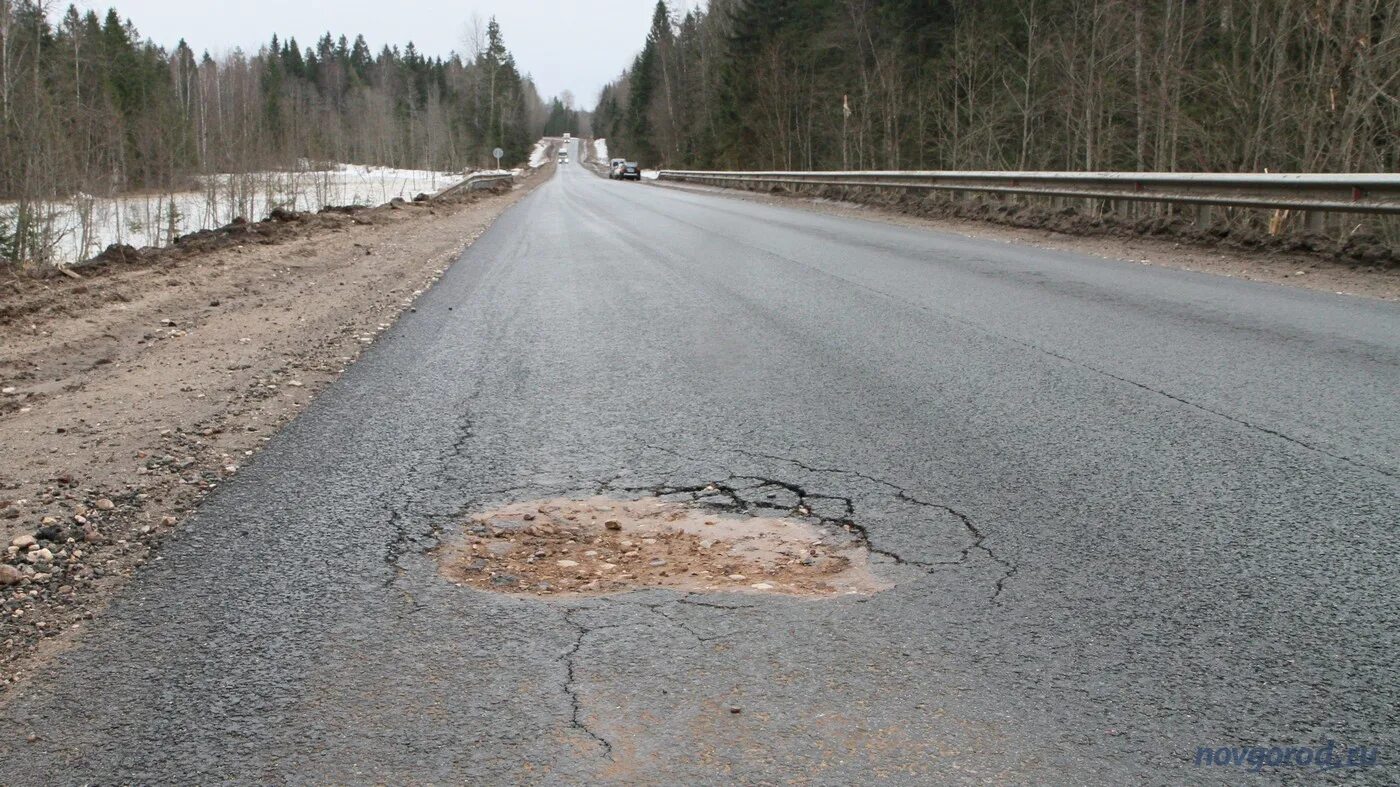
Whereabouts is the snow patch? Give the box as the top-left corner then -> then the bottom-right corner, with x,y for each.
593,139 -> 609,164
2,163 -> 466,266
528,140 -> 550,168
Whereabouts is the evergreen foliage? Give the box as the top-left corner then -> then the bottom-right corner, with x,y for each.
596,0 -> 1398,174
0,2 -> 550,203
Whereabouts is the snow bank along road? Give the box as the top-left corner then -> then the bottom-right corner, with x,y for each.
1,139 -> 1397,784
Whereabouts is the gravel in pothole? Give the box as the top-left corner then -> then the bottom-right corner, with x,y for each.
438,496 -> 890,598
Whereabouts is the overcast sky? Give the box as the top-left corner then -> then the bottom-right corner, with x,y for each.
61,0 -> 686,109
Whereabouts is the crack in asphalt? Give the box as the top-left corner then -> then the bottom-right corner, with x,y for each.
591,469 -> 631,496
639,443 -> 1020,604
383,437 -> 1018,610
732,447 -> 1020,604
615,206 -> 1399,481
378,404 -> 485,591
1015,342 -> 1399,481
381,508 -> 409,588
448,411 -> 476,461
675,595 -> 760,611
393,441 -> 1021,756
561,607 -> 617,760
556,594 -> 758,762
601,472 -> 901,569
639,598 -> 744,644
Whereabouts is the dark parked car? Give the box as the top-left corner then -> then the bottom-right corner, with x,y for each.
620,162 -> 641,181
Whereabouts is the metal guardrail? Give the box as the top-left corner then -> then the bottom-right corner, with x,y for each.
657,170 -> 1400,215
436,170 -> 515,198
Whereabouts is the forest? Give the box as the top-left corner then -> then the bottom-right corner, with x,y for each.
595,0 -> 1398,175
0,1 -> 555,262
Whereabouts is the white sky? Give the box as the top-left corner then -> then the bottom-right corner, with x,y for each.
60,0 -> 687,109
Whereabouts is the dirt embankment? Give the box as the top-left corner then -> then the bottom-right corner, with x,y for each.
0,165 -> 552,687
832,185 -> 1397,266
661,180 -> 1400,300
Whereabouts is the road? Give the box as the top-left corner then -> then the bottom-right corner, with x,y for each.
2,140 -> 1397,784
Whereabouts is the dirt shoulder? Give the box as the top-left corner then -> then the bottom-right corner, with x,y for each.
0,166 -> 551,687
652,181 -> 1400,301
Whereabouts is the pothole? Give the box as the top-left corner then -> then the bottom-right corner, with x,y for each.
438,496 -> 891,598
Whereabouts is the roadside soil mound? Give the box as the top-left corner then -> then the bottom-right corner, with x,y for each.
751,182 -> 1398,268
0,180 -> 514,329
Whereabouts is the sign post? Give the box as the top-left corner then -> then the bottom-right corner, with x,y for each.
493,147 -> 504,170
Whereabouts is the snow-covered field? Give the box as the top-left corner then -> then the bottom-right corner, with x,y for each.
594,139 -> 609,163
3,164 -> 466,266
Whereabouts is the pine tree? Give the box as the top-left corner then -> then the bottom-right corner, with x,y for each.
0,1 -> 556,219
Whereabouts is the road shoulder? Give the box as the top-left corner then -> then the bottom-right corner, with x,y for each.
649,180 -> 1400,301
0,166 -> 553,689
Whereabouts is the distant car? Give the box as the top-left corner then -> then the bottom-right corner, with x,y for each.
558,149 -> 568,164
620,162 -> 641,181
609,158 -> 626,179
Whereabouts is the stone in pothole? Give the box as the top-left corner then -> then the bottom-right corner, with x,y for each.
438,495 -> 892,598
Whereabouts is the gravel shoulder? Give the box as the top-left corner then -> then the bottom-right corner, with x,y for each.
0,166 -> 551,687
652,181 -> 1400,301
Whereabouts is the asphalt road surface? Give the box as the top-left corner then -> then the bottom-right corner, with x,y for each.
2,141 -> 1397,784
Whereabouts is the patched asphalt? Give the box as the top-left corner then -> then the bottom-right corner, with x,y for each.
1,143 -> 1397,784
